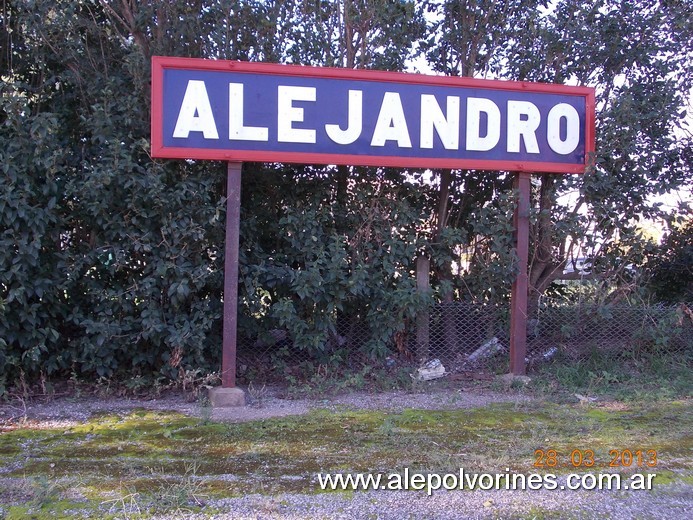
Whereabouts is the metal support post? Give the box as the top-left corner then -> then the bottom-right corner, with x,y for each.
222,162 -> 242,388
510,171 -> 531,375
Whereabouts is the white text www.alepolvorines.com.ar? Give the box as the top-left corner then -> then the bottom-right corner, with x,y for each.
316,468 -> 656,495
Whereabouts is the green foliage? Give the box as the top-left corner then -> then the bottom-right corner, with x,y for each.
240,166 -> 434,362
1,1 -> 227,390
459,189 -> 518,302
645,220 -> 693,303
1,0 -> 691,391
420,0 -> 549,77
1,86 -> 65,385
494,0 -> 692,307
0,0 -> 432,391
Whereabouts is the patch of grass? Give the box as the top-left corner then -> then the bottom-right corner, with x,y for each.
27,476 -> 63,509
531,350 -> 692,401
4,501 -> 98,520
508,507 -> 580,520
285,365 -> 375,398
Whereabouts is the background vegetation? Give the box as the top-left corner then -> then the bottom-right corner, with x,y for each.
1,0 -> 691,395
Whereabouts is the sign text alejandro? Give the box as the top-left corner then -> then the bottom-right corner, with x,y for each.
151,57 -> 595,173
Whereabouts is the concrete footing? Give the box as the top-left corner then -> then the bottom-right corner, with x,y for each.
498,373 -> 532,387
208,386 -> 246,408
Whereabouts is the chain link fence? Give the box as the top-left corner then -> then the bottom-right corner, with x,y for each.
426,300 -> 693,374
236,301 -> 693,382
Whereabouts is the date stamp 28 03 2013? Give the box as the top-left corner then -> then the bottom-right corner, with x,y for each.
534,448 -> 658,469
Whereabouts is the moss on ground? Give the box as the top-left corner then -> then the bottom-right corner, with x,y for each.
0,399 -> 690,517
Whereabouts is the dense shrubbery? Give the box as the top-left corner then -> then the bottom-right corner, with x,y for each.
646,221 -> 693,304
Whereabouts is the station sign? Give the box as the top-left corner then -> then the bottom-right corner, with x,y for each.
151,57 -> 595,173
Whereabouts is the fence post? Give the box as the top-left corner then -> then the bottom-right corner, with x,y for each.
510,171 -> 531,375
416,255 -> 430,361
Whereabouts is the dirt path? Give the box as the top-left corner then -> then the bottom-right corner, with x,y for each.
0,386 -> 533,428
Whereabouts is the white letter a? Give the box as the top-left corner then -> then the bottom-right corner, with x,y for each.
371,92 -> 412,148
173,80 -> 219,139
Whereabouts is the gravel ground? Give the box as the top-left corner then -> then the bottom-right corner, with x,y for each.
1,387 -> 691,519
212,387 -> 534,423
172,483 -> 692,520
0,386 -> 531,426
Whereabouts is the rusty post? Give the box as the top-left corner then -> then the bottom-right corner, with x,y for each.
222,162 -> 242,388
510,171 -> 531,375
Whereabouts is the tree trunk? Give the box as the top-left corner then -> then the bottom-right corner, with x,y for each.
435,169 -> 460,353
528,174 -> 565,318
416,255 -> 430,361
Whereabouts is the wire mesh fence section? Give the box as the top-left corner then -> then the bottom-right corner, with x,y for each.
235,301 -> 693,382
422,303 -> 511,373
527,300 -> 693,363
425,300 -> 692,373
235,314 -> 391,382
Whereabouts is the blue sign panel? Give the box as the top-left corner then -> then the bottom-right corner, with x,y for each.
152,58 -> 595,173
